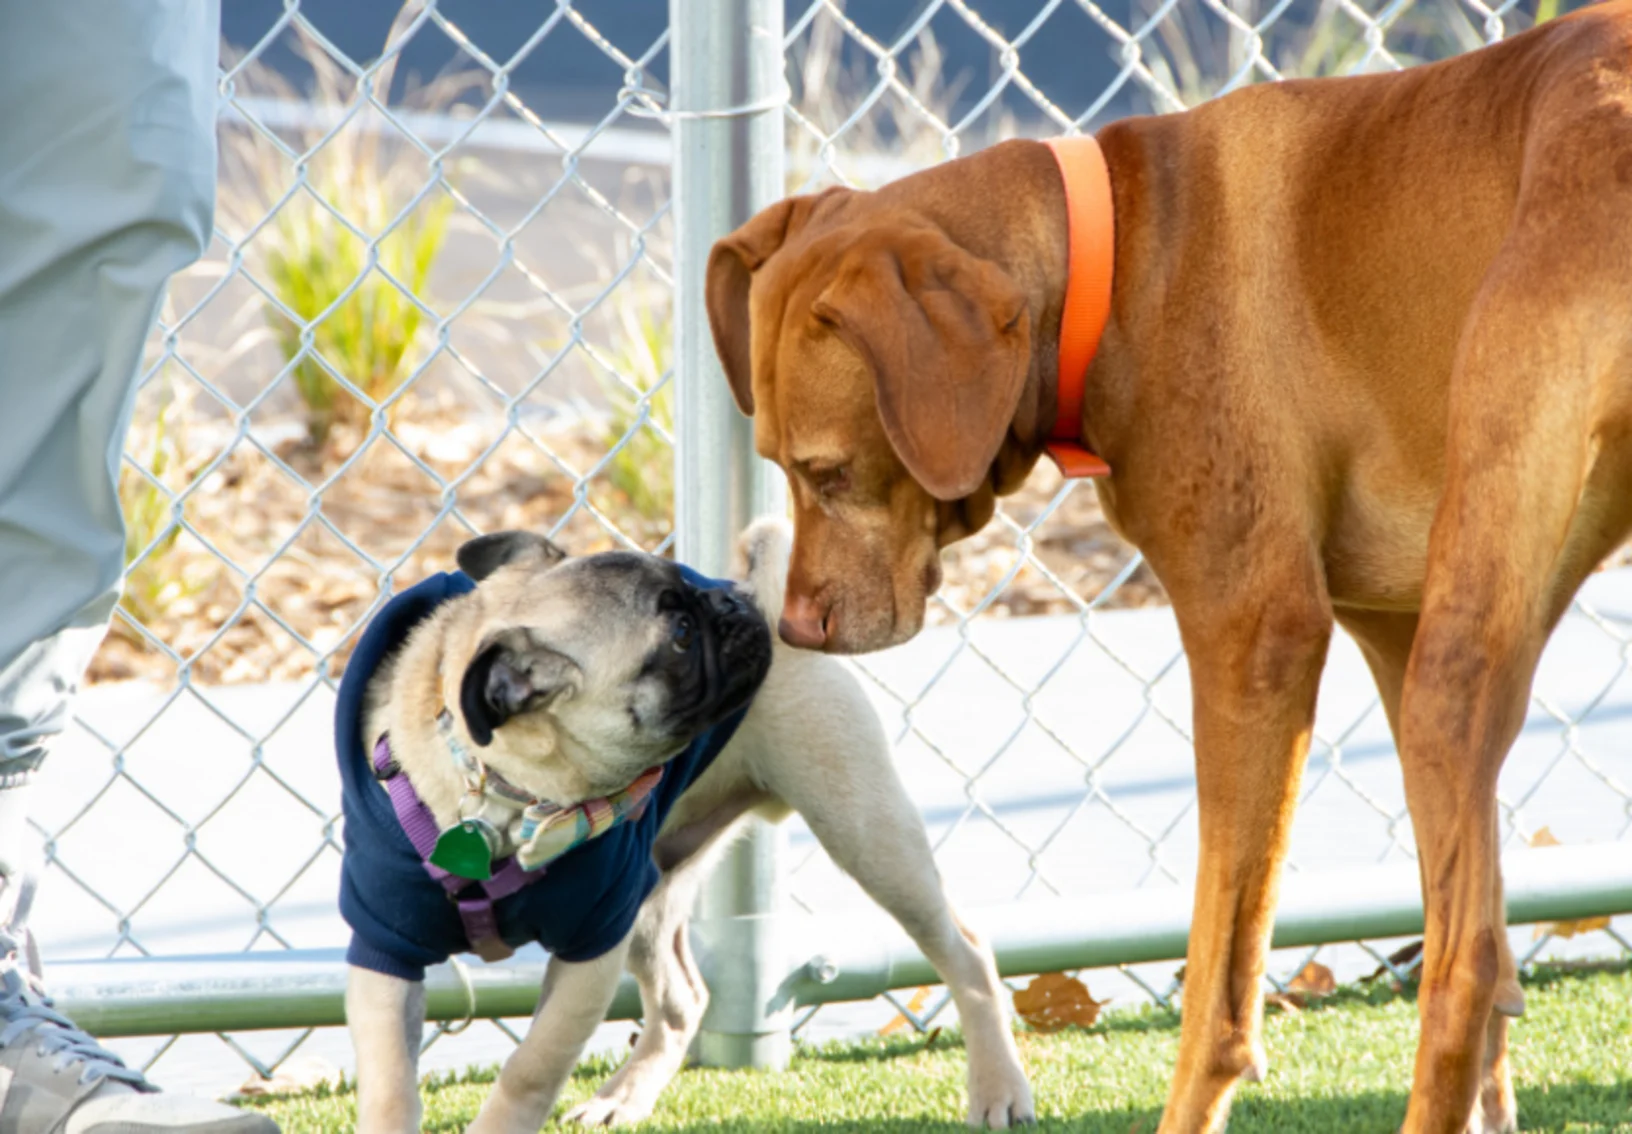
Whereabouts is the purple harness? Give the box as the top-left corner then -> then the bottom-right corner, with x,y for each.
372,735 -> 534,961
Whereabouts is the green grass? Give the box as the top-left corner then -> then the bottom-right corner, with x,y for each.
245,963 -> 1632,1132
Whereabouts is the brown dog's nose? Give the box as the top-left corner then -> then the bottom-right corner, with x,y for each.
778,591 -> 829,650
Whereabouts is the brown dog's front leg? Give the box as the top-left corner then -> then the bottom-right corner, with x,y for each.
1160,584 -> 1332,1134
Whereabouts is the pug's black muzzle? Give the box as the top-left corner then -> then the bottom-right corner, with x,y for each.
669,582 -> 771,735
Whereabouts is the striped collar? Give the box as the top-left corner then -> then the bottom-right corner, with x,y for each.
432,709 -> 663,877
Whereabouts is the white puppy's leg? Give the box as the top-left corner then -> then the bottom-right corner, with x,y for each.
347,966 -> 427,1134
745,655 -> 1036,1129
795,784 -> 1033,1128
466,939 -> 631,1134
566,792 -> 770,1126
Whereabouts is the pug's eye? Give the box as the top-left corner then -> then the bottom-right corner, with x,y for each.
671,614 -> 695,653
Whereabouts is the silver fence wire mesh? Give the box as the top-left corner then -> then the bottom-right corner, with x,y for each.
29,0 -> 1629,1091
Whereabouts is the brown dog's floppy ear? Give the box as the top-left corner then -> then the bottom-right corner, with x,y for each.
707,189 -> 844,416
812,228 -> 1031,501
459,629 -> 581,747
456,531 -> 567,582
707,198 -> 800,417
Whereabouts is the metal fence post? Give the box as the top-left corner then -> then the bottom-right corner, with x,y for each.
670,0 -> 790,1071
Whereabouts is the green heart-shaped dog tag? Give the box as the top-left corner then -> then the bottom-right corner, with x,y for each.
431,821 -> 494,881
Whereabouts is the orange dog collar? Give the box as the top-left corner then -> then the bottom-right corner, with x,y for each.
1043,136 -> 1114,479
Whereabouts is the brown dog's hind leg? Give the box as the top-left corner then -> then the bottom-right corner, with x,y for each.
1396,601 -> 1539,1134
1341,610 -> 1520,1133
1159,574 -> 1333,1134
1396,194 -> 1632,1130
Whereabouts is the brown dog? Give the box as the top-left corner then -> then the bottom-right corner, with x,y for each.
705,5 -> 1632,1132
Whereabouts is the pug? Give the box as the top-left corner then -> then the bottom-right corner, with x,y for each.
338,519 -> 1035,1132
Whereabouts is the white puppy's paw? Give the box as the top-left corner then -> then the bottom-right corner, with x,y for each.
966,1061 -> 1036,1129
562,1087 -> 657,1128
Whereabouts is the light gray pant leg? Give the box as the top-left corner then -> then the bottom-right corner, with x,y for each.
0,0 -> 219,878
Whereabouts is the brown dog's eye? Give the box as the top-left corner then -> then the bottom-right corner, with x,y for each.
813,466 -> 851,497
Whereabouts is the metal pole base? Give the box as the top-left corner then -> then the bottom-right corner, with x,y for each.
696,1029 -> 793,1070
690,823 -> 794,1070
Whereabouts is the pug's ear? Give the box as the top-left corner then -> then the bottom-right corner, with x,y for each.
458,629 -> 581,747
456,531 -> 567,582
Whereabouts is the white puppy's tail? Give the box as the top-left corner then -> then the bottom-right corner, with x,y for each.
735,516 -> 792,625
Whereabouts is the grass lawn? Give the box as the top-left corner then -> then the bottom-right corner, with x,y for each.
245,962 -> 1632,1132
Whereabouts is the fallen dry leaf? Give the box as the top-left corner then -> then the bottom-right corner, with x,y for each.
1262,962 -> 1337,1012
1286,961 -> 1337,999
1014,971 -> 1109,1033
880,986 -> 933,1036
232,1055 -> 342,1099
1264,991 -> 1304,1013
1542,914 -> 1613,940
1363,939 -> 1424,985
1530,828 -> 1614,940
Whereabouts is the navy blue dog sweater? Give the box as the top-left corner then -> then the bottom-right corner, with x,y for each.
337,568 -> 748,981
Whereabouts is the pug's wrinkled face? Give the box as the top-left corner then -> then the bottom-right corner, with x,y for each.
439,532 -> 772,802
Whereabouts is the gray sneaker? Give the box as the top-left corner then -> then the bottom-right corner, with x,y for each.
0,912 -> 279,1133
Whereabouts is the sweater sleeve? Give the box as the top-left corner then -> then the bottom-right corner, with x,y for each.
339,845 -> 453,982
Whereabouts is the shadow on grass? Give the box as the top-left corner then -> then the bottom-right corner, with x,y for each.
263,959 -> 1632,1132
1233,1079 -> 1632,1134
1517,956 -> 1632,994
498,1080 -> 1627,1134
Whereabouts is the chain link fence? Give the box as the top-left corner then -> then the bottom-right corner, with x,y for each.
28,0 -> 1629,1097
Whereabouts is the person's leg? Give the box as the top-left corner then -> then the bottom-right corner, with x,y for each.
0,0 -> 218,871
0,1 -> 277,1129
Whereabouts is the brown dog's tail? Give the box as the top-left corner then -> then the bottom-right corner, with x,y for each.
736,516 -> 792,626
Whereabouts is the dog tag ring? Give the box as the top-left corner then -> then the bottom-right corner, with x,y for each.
431,818 -> 498,880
